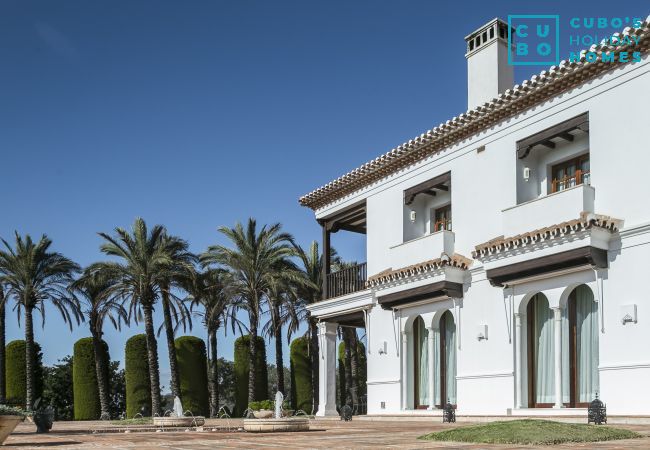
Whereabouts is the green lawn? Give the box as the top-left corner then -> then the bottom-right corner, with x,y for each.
419,419 -> 641,445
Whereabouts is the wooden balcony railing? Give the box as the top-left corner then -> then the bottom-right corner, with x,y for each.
551,170 -> 590,193
325,262 -> 367,299
433,218 -> 452,233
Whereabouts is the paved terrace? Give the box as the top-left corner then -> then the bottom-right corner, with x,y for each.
4,418 -> 650,449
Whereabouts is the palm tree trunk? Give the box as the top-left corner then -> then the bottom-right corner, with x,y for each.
0,287 -> 6,404
143,303 -> 162,416
91,328 -> 111,419
309,318 -> 319,414
343,328 -> 353,406
208,327 -> 218,418
24,306 -> 35,410
161,292 -> 181,399
349,330 -> 360,407
247,310 -> 258,405
273,303 -> 285,395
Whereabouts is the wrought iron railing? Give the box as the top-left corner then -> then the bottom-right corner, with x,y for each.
325,262 -> 367,299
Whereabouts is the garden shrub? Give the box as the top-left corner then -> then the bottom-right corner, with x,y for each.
289,336 -> 312,413
233,335 -> 268,416
175,336 -> 209,416
125,334 -> 150,418
73,337 -> 109,420
6,340 -> 43,408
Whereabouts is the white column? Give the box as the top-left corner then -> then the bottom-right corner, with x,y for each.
401,331 -> 408,410
514,313 -> 524,409
427,327 -> 435,410
316,321 -> 338,416
552,307 -> 563,408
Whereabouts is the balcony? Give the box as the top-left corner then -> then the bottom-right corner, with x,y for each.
318,200 -> 367,300
325,262 -> 367,299
503,184 -> 595,237
390,230 -> 455,269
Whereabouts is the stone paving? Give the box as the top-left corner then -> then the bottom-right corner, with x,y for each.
3,418 -> 650,449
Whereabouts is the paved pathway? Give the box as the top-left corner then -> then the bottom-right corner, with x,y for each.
3,419 -> 649,449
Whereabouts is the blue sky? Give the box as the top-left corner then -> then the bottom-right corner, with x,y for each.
1,0 -> 647,391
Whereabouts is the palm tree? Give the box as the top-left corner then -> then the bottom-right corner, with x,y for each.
71,269 -> 128,419
0,233 -> 81,409
186,269 -> 231,417
292,241 -> 337,413
340,327 -> 360,407
262,271 -> 308,396
157,233 -> 196,400
200,218 -> 300,404
93,218 -> 170,415
0,283 -> 6,404
262,282 -> 291,395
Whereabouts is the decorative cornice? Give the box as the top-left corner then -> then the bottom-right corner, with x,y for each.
367,253 -> 472,287
473,212 -> 622,259
299,18 -> 650,210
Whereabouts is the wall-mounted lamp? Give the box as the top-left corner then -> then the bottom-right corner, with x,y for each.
476,324 -> 488,341
621,304 -> 637,325
378,340 -> 388,355
409,210 -> 417,223
523,167 -> 531,181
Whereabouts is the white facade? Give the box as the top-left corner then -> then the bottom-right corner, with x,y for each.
304,18 -> 650,417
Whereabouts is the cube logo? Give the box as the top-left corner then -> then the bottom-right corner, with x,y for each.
508,15 -> 560,66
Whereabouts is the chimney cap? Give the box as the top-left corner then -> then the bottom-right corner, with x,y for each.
464,18 -> 515,56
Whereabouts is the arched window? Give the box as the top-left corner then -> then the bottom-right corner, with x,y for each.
566,284 -> 599,406
413,316 -> 429,408
527,293 -> 554,407
439,310 -> 456,406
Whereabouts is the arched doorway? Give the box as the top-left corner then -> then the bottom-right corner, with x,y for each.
527,293 -> 554,407
526,287 -> 599,408
413,316 -> 429,409
438,310 -> 456,407
566,284 -> 599,407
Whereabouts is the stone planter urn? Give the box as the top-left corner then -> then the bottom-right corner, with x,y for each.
33,408 -> 54,433
252,410 -> 273,419
0,415 -> 24,444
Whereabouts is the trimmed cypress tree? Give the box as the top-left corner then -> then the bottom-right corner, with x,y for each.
289,336 -> 312,414
174,336 -> 209,416
6,340 -> 43,408
73,337 -> 110,420
125,334 -> 151,418
233,335 -> 268,416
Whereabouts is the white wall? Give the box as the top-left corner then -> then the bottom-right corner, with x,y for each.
313,55 -> 650,415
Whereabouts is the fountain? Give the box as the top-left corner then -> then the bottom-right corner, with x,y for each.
243,391 -> 309,433
152,396 -> 205,428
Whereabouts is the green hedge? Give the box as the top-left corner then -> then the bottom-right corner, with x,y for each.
175,336 -> 209,416
233,335 -> 268,417
6,340 -> 43,408
73,337 -> 109,420
289,336 -> 312,413
125,334 -> 151,418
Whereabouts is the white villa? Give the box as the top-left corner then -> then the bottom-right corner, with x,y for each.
300,17 -> 650,417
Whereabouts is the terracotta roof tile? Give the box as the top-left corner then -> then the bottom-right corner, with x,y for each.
472,212 -> 623,258
367,253 -> 472,287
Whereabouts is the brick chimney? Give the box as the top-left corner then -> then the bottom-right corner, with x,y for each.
465,18 -> 515,110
